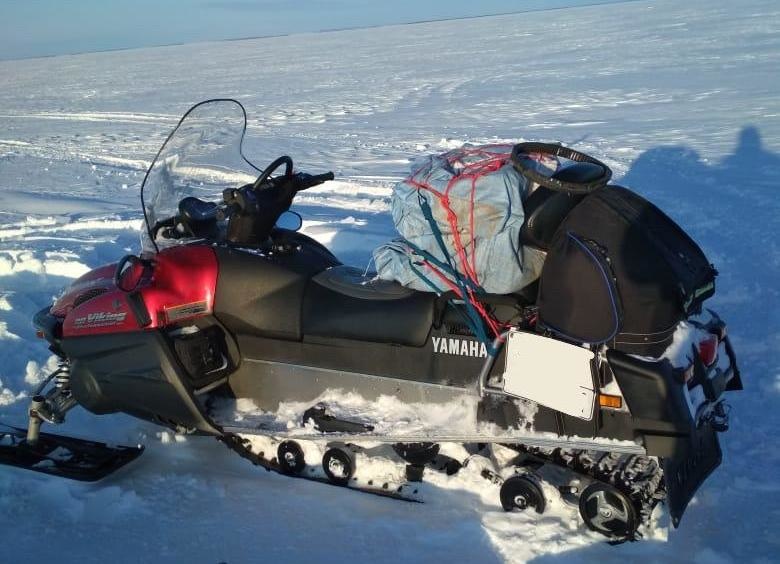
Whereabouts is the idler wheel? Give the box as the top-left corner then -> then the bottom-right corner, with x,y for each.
578,482 -> 638,541
277,441 -> 306,475
500,475 -> 546,514
322,447 -> 355,486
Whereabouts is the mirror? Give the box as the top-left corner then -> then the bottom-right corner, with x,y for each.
276,211 -> 303,231
115,255 -> 148,292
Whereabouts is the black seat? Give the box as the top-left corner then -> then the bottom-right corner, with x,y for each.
303,266 -> 435,346
520,162 -> 606,251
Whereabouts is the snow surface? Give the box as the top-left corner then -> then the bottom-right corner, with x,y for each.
212,391 -> 546,441
1,0 -> 779,562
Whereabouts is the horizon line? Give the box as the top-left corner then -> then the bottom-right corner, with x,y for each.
0,0 -> 638,63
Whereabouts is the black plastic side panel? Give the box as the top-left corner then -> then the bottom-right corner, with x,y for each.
60,330 -> 218,433
237,332 -> 482,388
213,247 -> 308,341
213,239 -> 338,342
607,349 -> 692,439
303,282 -> 435,347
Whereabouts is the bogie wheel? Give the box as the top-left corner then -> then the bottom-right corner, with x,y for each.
500,475 -> 546,514
322,448 -> 355,486
578,482 -> 639,541
277,441 -> 306,475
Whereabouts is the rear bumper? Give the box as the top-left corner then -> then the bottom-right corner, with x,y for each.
608,329 -> 740,526
661,333 -> 739,526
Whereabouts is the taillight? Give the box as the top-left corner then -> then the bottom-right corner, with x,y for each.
697,334 -> 718,366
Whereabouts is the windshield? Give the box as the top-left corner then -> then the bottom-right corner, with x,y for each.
141,99 -> 260,253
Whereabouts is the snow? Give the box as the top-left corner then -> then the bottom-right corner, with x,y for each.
1,0 -> 779,561
213,391 -> 545,440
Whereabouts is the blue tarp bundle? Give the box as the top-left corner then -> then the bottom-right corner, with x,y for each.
373,144 -> 557,296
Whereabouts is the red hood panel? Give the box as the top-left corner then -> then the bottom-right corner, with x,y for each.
61,245 -> 218,337
51,264 -> 117,318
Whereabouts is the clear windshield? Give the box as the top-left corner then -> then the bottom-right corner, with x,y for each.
141,99 -> 260,253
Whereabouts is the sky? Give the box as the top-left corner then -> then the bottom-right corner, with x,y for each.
0,0 -> 630,61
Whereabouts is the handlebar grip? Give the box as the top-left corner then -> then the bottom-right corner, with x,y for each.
297,171 -> 335,191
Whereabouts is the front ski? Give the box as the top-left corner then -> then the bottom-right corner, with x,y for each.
0,426 -> 144,481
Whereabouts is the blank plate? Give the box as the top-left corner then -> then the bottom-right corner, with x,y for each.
502,331 -> 596,420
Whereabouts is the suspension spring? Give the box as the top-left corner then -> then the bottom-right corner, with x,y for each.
55,361 -> 71,394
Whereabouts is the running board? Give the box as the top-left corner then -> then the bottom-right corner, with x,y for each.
219,426 -> 646,455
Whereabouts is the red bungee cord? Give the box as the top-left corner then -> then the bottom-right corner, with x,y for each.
406,144 -> 517,340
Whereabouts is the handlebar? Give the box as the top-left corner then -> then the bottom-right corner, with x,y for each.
152,165 -> 334,246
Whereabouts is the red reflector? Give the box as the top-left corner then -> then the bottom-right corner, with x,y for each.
35,330 -> 45,339
697,335 -> 718,366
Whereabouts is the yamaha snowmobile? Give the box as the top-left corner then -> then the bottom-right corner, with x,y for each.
1,99 -> 742,542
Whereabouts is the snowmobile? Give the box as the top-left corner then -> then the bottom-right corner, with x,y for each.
1,99 -> 742,542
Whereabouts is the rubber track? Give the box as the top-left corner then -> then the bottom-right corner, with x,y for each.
518,445 -> 666,539
220,433 -> 664,541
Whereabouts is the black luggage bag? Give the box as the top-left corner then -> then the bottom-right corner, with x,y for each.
536,185 -> 716,357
